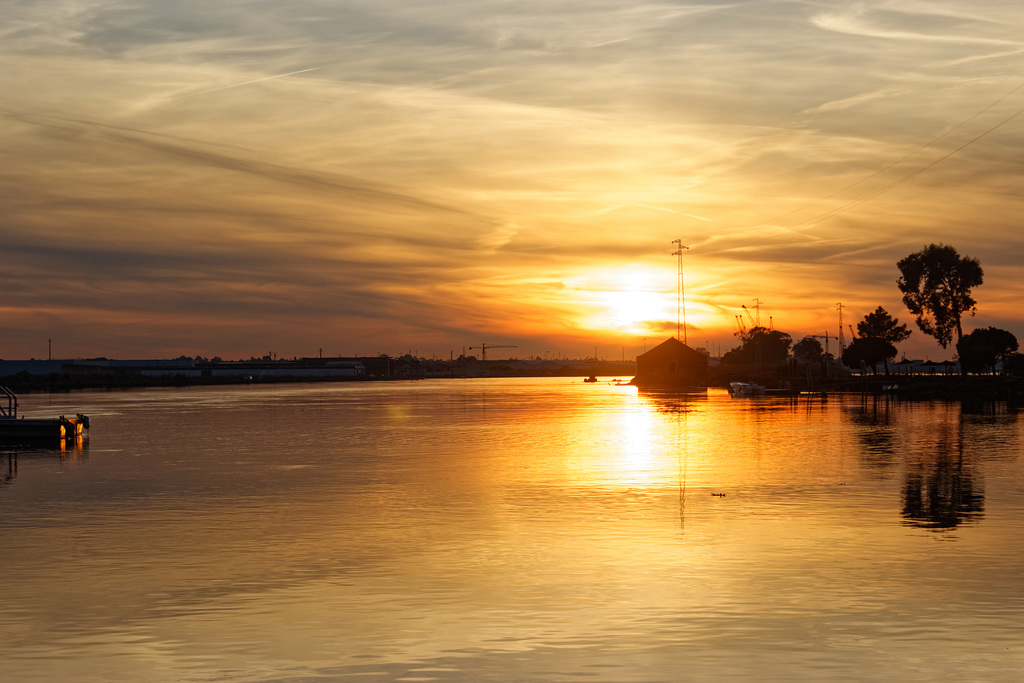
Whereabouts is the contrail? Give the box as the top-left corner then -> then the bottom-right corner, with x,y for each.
182,67 -> 320,97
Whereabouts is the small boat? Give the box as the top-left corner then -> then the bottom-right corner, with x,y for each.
583,375 -> 598,383
0,387 -> 90,442
729,381 -> 765,397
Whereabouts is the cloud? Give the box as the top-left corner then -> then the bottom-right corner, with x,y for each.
801,88 -> 905,115
811,4 -> 1020,46
2,0 -> 1023,358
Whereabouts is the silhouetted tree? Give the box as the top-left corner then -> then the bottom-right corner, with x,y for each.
792,337 -> 823,364
956,327 -> 1019,375
722,327 -> 792,367
897,244 -> 983,350
842,337 -> 897,375
855,306 -> 911,374
857,306 -> 911,344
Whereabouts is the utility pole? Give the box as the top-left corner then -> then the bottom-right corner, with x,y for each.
672,239 -> 689,344
837,302 -> 847,355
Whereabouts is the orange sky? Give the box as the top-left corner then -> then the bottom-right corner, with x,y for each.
3,1 -> 1023,361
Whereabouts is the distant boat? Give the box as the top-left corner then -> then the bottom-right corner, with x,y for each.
729,382 -> 765,397
0,386 -> 90,442
584,375 -> 598,383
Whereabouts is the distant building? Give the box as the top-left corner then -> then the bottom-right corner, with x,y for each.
0,358 -> 196,378
0,357 -> 366,380
630,337 -> 707,391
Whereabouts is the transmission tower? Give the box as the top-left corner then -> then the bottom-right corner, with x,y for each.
671,239 -> 689,344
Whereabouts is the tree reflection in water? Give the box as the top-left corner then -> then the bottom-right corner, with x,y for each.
847,396 -> 1003,530
900,402 -> 1020,530
846,396 -> 900,473
901,455 -> 984,529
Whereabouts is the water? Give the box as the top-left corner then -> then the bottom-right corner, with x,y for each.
2,378 -> 1023,681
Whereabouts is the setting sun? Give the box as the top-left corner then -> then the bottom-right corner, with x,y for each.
567,270 -> 678,336
601,289 -> 672,330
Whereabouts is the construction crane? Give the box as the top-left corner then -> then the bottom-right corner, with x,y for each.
741,299 -> 766,329
806,333 -> 839,357
741,305 -> 757,329
469,343 -> 518,361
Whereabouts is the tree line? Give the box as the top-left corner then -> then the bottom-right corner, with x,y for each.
720,243 -> 1020,376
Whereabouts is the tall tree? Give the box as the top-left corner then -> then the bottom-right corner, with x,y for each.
897,244 -> 983,349
721,327 -> 792,367
857,306 -> 911,345
855,306 -> 911,375
842,337 -> 897,376
956,327 -> 1019,375
792,337 -> 824,365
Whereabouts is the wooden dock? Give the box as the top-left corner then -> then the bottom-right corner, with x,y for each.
0,386 -> 90,442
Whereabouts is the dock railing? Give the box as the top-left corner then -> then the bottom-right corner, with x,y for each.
1,386 -> 18,419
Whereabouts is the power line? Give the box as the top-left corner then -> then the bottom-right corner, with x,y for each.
761,81 -> 1024,231
796,99 -> 1024,228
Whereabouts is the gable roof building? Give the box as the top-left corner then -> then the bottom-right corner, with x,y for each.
630,337 -> 708,391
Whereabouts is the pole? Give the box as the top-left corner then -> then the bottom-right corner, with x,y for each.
837,302 -> 846,354
672,239 -> 689,344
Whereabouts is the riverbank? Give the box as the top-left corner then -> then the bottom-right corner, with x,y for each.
0,371 -> 414,393
4,366 -> 1022,403
0,358 -> 637,393
836,375 -> 1024,402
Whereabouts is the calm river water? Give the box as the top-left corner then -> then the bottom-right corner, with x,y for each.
2,378 -> 1023,682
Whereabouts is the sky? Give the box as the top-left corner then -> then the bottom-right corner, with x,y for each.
3,0 -> 1023,362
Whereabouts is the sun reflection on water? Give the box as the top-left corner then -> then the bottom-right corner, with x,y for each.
616,406 -> 658,477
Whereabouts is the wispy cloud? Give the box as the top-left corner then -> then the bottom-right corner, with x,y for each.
2,0 -> 1023,358
812,4 -> 1021,46
180,67 -> 321,98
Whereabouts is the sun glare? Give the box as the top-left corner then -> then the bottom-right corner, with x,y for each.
569,270 -> 673,333
602,289 -> 671,329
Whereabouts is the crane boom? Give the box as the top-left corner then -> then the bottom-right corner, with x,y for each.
741,305 -> 757,328
468,343 -> 518,361
806,332 -> 837,356
735,314 -> 746,334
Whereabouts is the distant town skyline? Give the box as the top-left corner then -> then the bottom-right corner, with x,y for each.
4,1 -> 1023,361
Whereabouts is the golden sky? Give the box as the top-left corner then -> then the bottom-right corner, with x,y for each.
3,1 -> 1023,360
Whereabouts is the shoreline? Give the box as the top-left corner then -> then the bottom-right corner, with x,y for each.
2,370 -> 1023,404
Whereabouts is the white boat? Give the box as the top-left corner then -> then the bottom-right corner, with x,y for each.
729,381 -> 765,397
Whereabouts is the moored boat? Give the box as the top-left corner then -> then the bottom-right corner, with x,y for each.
0,387 -> 90,442
729,381 -> 765,397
